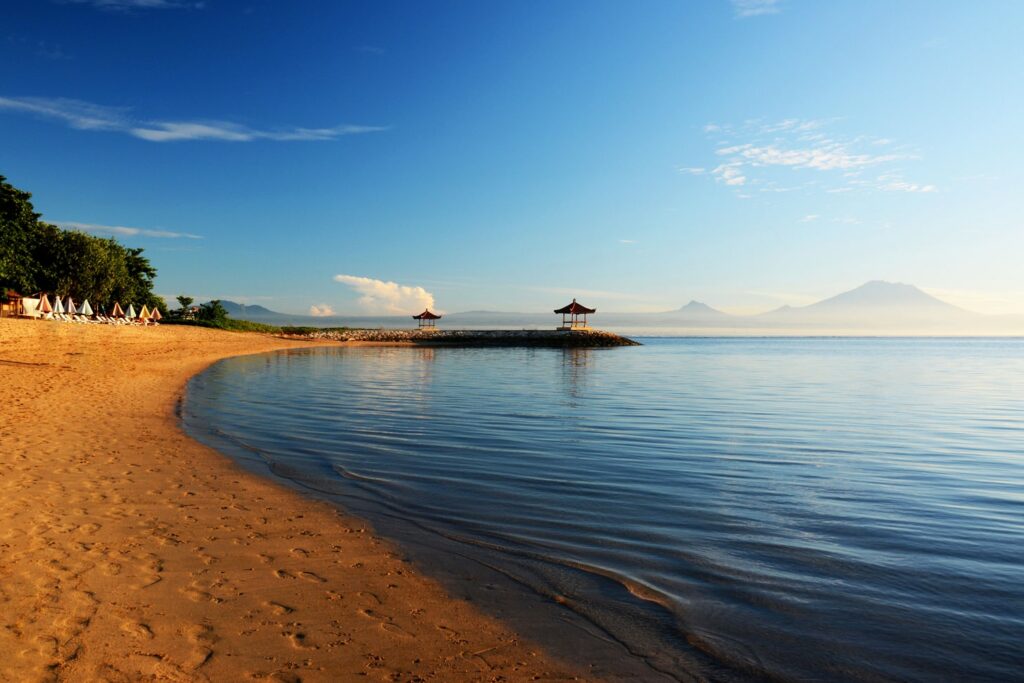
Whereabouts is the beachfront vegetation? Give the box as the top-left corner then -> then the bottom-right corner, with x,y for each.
0,174 -> 166,313
197,299 -> 229,323
164,317 -> 285,333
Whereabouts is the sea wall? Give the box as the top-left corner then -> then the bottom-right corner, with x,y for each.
283,328 -> 641,347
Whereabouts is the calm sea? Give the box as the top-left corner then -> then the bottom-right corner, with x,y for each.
182,338 -> 1024,681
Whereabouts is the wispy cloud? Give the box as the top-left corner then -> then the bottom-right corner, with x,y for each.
875,173 -> 937,193
677,166 -> 706,175
131,121 -> 385,142
59,0 -> 203,10
619,239 -> 637,244
799,214 -> 819,222
0,95 -> 386,143
696,118 -> 935,196
0,96 -> 126,130
309,304 -> 336,317
333,274 -> 435,314
731,0 -> 781,18
55,221 -> 202,239
712,163 -> 747,186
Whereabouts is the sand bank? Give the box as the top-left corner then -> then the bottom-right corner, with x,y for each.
0,319 -> 584,682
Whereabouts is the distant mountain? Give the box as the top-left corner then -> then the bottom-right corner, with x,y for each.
209,283 -> 1021,335
801,280 -> 964,313
672,300 -> 732,318
220,301 -> 280,318
757,281 -> 980,330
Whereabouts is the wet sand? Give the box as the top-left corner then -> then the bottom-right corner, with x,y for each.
0,319 -> 585,682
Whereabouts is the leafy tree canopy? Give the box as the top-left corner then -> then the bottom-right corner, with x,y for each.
0,174 -> 165,313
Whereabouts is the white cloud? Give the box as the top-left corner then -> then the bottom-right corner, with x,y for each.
333,274 -> 435,314
60,0 -> 201,10
731,0 -> 781,18
716,141 -> 901,171
619,239 -> 637,244
699,118 -> 935,196
131,121 -> 386,142
0,96 -> 125,130
799,214 -> 819,222
712,163 -> 747,186
0,95 -> 385,143
677,166 -> 706,175
309,304 -> 336,317
875,173 -> 937,193
55,220 -> 202,239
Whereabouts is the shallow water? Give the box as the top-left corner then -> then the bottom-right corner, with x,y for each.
183,338 -> 1024,681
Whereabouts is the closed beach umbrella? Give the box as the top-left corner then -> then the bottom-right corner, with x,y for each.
67,298 -> 78,315
126,304 -> 137,319
39,293 -> 53,314
53,296 -> 65,314
139,305 -> 151,320
80,299 -> 94,316
150,307 -> 163,321
111,301 -> 124,317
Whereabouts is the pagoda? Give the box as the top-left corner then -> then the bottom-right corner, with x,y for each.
554,298 -> 595,331
412,309 -> 442,330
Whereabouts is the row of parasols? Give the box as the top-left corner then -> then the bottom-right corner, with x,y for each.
21,292 -> 163,324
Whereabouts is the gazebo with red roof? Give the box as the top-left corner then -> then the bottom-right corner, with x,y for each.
412,308 -> 442,330
554,298 -> 595,331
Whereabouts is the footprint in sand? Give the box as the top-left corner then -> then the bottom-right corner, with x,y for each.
282,629 -> 316,650
121,621 -> 154,640
357,608 -> 414,639
265,601 -> 294,616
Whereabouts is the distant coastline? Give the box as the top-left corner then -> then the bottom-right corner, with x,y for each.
215,281 -> 1024,336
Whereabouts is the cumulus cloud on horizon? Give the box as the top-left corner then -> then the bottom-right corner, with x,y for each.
309,304 -> 336,317
0,95 -> 386,143
333,274 -> 435,314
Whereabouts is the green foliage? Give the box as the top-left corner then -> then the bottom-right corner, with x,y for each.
164,317 -> 283,333
176,295 -> 194,311
0,175 -> 43,293
196,299 -> 229,323
0,174 -> 162,308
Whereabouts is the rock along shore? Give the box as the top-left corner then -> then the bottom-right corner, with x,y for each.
283,328 -> 641,347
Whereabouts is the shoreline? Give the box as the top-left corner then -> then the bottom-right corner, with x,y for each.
0,319 -> 590,681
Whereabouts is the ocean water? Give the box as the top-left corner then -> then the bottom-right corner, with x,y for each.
182,338 -> 1024,681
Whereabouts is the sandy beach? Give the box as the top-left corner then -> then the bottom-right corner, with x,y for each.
0,319 -> 583,682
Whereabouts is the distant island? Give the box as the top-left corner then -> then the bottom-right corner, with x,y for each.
215,281 -> 1024,336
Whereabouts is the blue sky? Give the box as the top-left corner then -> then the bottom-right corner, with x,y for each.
2,0 -> 1022,315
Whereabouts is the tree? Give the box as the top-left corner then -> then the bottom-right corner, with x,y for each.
0,176 -> 163,309
197,299 -> 228,323
176,295 -> 194,311
0,174 -> 44,293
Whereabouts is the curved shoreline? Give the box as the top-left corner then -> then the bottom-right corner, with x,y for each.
0,320 -> 588,681
182,347 -> 691,683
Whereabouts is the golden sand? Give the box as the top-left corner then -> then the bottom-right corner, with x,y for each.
0,319 -> 583,682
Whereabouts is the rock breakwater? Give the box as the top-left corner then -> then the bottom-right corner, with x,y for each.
283,328 -> 641,347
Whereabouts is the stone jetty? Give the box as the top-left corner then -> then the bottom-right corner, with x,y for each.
282,328 -> 641,347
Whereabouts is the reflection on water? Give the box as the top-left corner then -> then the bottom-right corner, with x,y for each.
183,339 -> 1024,682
